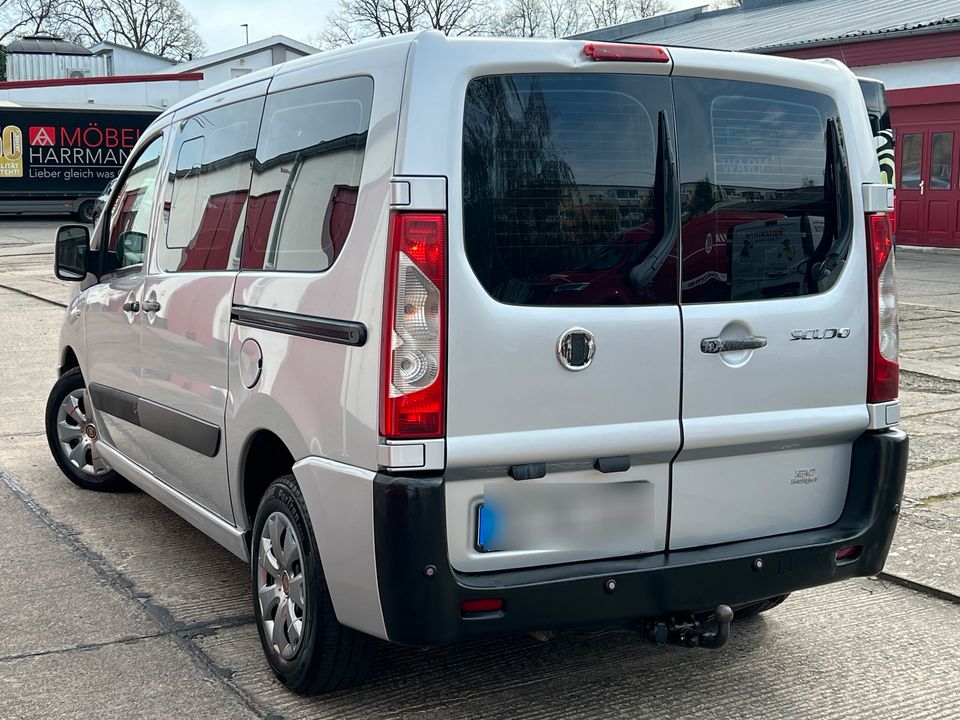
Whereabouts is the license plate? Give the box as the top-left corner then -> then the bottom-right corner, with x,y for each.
476,481 -> 650,554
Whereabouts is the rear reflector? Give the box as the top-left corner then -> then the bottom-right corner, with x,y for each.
461,598 -> 504,614
835,545 -> 861,561
381,213 -> 447,439
583,43 -> 670,63
866,213 -> 899,403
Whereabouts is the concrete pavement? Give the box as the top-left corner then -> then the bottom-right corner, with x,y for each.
0,220 -> 958,719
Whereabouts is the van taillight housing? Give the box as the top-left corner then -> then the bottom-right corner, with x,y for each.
866,213 -> 899,403
381,213 -> 446,439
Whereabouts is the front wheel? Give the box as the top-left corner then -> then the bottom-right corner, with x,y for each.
252,474 -> 375,694
44,367 -> 128,492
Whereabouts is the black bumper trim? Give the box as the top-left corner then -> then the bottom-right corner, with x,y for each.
373,429 -> 908,646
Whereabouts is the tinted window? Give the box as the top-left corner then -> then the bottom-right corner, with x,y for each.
101,133 -> 164,274
241,76 -> 372,272
674,78 -> 851,303
462,74 -> 677,306
158,96 -> 263,273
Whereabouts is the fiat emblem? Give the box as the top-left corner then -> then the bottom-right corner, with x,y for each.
556,328 -> 595,371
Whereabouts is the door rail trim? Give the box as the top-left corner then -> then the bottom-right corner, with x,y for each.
88,383 -> 221,458
231,305 -> 367,347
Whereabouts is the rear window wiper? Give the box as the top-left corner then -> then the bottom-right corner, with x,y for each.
629,110 -> 678,290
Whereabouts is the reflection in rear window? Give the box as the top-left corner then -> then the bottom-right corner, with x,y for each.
462,74 -> 677,306
675,78 -> 851,303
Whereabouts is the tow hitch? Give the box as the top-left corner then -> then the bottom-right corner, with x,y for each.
638,604 -> 734,649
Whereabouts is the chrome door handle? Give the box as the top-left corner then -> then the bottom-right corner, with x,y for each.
142,299 -> 161,313
122,300 -> 140,313
920,180 -> 925,195
701,336 -> 767,354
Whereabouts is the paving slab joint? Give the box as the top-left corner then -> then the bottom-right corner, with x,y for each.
0,467 -> 276,719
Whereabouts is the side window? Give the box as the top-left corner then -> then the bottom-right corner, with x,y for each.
930,132 -> 953,190
100,133 -> 165,275
158,96 -> 263,273
900,133 -> 922,189
462,73 -> 676,307
241,76 -> 373,272
674,78 -> 851,303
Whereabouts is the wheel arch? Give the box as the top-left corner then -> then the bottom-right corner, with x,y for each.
59,346 -> 80,376
237,429 -> 296,532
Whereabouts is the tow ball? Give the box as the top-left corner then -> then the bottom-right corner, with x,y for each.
639,604 -> 735,650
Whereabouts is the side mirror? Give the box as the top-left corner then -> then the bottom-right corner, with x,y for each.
116,230 -> 146,267
54,224 -> 90,281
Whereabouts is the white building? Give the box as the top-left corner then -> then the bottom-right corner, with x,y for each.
163,36 -> 317,90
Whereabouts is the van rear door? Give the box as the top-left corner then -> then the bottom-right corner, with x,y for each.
445,71 -> 682,572
670,73 -> 868,549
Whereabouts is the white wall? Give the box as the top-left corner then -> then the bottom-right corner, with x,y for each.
193,49 -> 276,89
855,57 -> 960,91
8,53 -> 110,81
0,77 -> 201,109
102,47 -> 175,76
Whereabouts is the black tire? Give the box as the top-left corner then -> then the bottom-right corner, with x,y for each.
76,200 -> 95,224
251,474 -> 375,694
734,594 -> 789,620
44,367 -> 129,492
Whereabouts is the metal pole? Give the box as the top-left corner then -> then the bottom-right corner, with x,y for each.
241,24 -> 249,44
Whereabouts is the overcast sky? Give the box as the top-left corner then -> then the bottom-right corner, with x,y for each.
180,0 -> 710,54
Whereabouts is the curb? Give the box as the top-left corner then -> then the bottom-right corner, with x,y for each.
898,244 -> 960,256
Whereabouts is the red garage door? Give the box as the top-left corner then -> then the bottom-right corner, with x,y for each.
889,84 -> 960,248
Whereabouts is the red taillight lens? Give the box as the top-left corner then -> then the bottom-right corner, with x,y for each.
866,213 -> 899,403
381,213 -> 446,439
583,43 -> 670,63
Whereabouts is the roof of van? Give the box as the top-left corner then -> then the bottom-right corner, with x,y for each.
153,32 -> 421,124
570,0 -> 960,52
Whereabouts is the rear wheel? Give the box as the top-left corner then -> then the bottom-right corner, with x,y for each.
44,368 -> 128,492
252,474 -> 375,694
734,594 -> 789,620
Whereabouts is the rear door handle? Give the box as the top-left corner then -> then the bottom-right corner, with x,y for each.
122,300 -> 139,313
701,336 -> 767,354
142,299 -> 161,313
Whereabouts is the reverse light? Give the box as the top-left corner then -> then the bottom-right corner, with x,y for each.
583,43 -> 670,63
866,213 -> 899,403
380,213 -> 446,439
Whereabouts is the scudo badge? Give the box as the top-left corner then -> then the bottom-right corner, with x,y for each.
557,328 -> 595,371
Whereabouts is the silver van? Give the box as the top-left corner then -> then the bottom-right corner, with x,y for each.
46,32 -> 908,694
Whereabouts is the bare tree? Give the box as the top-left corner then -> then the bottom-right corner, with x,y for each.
495,0 -> 544,37
2,0 -> 203,60
583,0 -> 670,30
542,0 -> 582,37
493,0 -> 668,38
61,0 -> 204,60
320,0 -> 490,48
710,0 -> 740,8
0,0 -> 63,42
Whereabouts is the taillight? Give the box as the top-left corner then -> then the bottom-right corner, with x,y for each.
582,43 -> 670,63
866,213 -> 899,403
380,213 -> 446,439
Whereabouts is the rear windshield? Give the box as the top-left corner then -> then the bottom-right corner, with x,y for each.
674,78 -> 851,303
462,74 -> 677,307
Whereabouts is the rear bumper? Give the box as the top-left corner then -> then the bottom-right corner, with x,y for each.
373,429 -> 908,645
